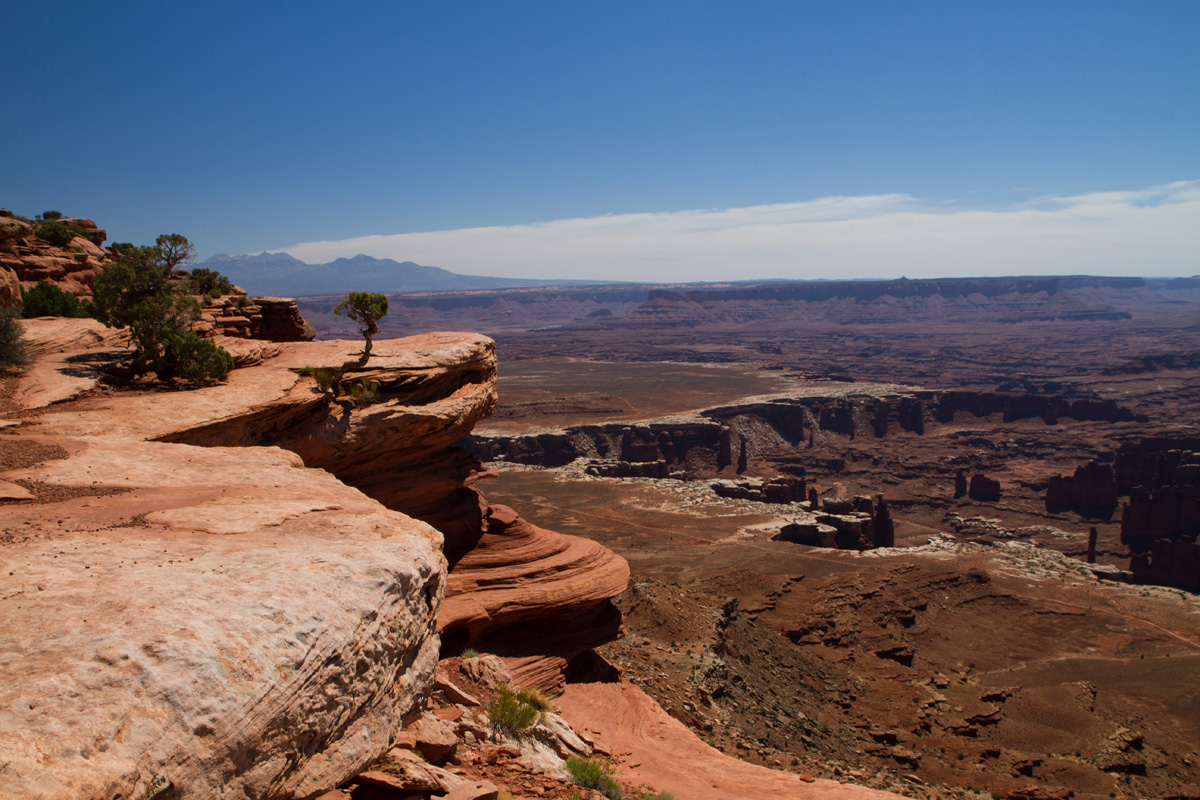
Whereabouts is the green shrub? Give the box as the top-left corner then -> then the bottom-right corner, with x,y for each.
40,211 -> 63,221
164,330 -> 234,383
236,294 -> 251,308
487,682 -> 541,739
21,280 -> 92,318
0,308 -> 30,368
36,221 -> 78,247
564,756 -> 623,800
460,646 -> 481,658
186,267 -> 234,298
348,378 -> 380,407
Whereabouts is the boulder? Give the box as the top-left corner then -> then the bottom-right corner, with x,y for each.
360,748 -> 498,799
393,714 -> 460,763
0,439 -> 445,800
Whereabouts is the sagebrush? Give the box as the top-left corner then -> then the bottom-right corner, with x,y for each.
0,308 -> 29,368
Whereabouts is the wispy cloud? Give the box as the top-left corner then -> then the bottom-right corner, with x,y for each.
274,181 -> 1200,281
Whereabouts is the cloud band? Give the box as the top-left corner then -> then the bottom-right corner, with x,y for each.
275,181 -> 1199,281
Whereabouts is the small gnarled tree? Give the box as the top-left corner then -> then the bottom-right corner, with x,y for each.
334,291 -> 388,366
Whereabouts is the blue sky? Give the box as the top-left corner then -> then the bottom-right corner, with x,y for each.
2,1 -> 1197,280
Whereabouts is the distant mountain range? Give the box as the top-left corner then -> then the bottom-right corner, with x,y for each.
195,252 -> 607,297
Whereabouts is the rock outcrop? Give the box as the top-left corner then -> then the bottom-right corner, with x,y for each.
248,296 -> 318,341
969,473 -> 1002,502
774,493 -> 894,550
1045,461 -> 1119,518
627,277 -> 1128,327
0,265 -> 20,308
712,474 -> 806,503
1,401 -> 446,798
1114,438 -> 1200,494
2,320 -> 627,798
438,505 -> 630,693
193,296 -> 316,342
0,210 -> 115,295
468,389 -> 1142,477
558,681 -> 902,800
149,334 -> 499,564
0,210 -> 312,342
1118,445 -> 1200,592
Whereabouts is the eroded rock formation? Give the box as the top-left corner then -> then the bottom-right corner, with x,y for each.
712,474 -> 806,503
1045,461 -> 1118,518
1119,454 -> 1200,592
438,505 -> 630,693
968,473 -> 1002,502
468,389 -> 1142,478
0,210 -> 115,295
775,493 -> 894,550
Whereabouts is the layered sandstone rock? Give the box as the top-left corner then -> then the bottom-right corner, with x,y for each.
1,432 -> 445,800
1114,438 -> 1200,494
469,389 -> 1141,478
712,474 -> 806,503
248,296 -> 317,341
193,295 -> 315,342
20,323 -> 628,695
1,323 -> 511,799
0,211 -> 115,296
1117,444 -> 1200,591
438,504 -> 630,692
969,473 -> 1002,502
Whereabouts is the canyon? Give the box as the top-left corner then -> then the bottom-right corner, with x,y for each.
4,214 -> 1200,799
443,276 -> 1200,800
1,316 -> 897,800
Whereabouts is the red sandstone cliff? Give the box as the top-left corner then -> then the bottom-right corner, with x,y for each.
0,320 -> 630,799
2,317 -> 900,799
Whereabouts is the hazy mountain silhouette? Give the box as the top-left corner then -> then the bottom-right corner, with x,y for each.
197,252 -> 603,297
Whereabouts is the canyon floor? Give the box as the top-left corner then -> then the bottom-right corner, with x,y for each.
459,285 -> 1200,800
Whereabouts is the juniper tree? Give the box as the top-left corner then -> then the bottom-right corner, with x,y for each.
334,291 -> 388,366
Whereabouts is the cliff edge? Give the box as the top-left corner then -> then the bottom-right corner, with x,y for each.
2,318 -> 897,799
0,321 -> 494,798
